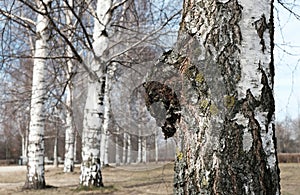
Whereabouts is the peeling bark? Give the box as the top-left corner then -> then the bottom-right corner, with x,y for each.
146,0 -> 280,194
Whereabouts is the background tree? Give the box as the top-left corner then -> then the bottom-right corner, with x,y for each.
63,0 -> 76,173
24,0 -> 51,189
276,117 -> 300,153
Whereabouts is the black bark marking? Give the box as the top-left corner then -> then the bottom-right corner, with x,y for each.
239,89 -> 277,194
259,67 -> 275,131
254,14 -> 268,53
98,76 -> 106,105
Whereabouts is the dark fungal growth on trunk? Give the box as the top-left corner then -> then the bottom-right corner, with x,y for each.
143,81 -> 181,139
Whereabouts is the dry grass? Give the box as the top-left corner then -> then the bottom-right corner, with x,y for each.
0,162 -> 174,195
279,163 -> 300,195
0,162 -> 299,194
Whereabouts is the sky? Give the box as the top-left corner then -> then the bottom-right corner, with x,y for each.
274,1 -> 300,121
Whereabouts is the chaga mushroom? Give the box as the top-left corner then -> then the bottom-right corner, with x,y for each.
143,81 -> 181,139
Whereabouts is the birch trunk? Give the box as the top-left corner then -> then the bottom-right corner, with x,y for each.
145,0 -> 280,194
122,133 -> 127,164
21,136 -> 25,158
79,0 -> 112,187
100,121 -> 107,166
155,130 -> 158,163
173,0 -> 280,193
137,129 -> 142,163
24,0 -> 50,189
127,134 -> 131,164
115,126 -> 120,166
74,131 -> 77,163
101,66 -> 114,166
64,0 -> 75,172
104,133 -> 109,165
142,137 -> 146,163
18,121 -> 28,163
53,131 -> 58,167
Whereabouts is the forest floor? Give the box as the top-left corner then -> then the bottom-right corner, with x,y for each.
0,162 -> 299,194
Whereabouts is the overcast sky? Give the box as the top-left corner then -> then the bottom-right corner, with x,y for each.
274,1 -> 300,121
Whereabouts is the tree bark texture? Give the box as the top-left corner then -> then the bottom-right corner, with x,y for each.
101,65 -> 114,166
24,0 -> 50,189
80,64 -> 105,187
145,0 -> 280,194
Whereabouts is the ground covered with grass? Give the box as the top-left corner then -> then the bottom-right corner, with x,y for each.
0,162 -> 299,194
279,163 -> 300,195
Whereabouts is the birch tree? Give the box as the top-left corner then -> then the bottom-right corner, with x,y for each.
24,0 -> 51,189
145,0 -> 280,193
63,0 -> 76,173
79,0 -> 112,187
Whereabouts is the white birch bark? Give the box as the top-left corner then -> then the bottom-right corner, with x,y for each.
22,136 -> 25,158
137,128 -> 142,163
104,132 -> 109,165
80,0 -> 112,187
127,134 -> 131,164
155,130 -> 158,163
53,130 -> 58,167
18,121 -> 28,163
63,0 -> 75,172
100,125 -> 107,166
24,0 -> 50,189
115,126 -> 120,165
142,137 -> 146,163
74,131 -> 77,162
19,122 -> 28,163
122,132 -> 127,164
100,69 -> 112,166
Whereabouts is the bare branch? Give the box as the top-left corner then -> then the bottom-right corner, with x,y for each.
110,0 -> 129,13
0,8 -> 36,34
108,10 -> 182,62
278,0 -> 300,20
63,0 -> 94,52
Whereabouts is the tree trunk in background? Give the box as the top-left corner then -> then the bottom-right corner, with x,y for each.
169,0 -> 280,194
64,0 -> 75,173
142,137 -> 146,163
137,128 -> 142,163
74,131 -> 77,163
80,0 -> 112,187
53,129 -> 58,167
104,133 -> 109,165
24,0 -> 50,189
21,136 -> 25,158
122,132 -> 127,164
115,126 -> 120,166
155,130 -> 158,163
127,134 -> 131,164
18,121 -> 28,163
145,0 -> 280,194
